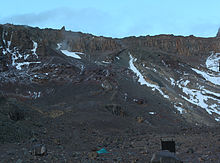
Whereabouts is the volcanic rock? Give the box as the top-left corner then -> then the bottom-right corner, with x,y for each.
32,144 -> 47,156
150,150 -> 183,163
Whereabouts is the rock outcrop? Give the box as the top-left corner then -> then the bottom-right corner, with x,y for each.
216,28 -> 220,38
151,150 -> 183,163
122,35 -> 220,56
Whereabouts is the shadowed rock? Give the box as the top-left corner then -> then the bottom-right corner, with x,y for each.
151,150 -> 183,163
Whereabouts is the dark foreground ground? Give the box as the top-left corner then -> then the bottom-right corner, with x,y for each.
1,122 -> 220,162
0,94 -> 220,163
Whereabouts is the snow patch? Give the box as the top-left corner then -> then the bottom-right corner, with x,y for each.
182,80 -> 190,87
16,62 -> 41,70
202,89 -> 220,98
192,68 -> 220,86
80,65 -> 85,74
0,32 -> 40,70
56,43 -> 62,50
7,41 -> 11,49
162,60 -> 168,67
28,91 -> 41,99
31,41 -> 38,58
129,53 -> 169,99
124,93 -> 128,101
24,54 -> 30,60
2,31 -> 6,45
174,103 -> 184,114
102,61 -> 110,64
61,50 -> 82,59
4,43 -> 41,70
170,78 -> 176,86
206,52 -> 220,72
176,79 -> 220,116
9,48 -> 22,66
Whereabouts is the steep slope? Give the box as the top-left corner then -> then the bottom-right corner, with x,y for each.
0,24 -> 219,127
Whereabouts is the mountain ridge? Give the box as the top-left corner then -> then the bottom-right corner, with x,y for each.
2,23 -> 220,55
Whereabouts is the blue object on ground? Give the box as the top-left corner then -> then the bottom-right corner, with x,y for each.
97,148 -> 108,154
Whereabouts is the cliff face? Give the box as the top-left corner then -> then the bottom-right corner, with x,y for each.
122,35 -> 220,56
62,31 -> 121,53
0,24 -> 121,56
1,24 -> 220,58
1,24 -> 220,79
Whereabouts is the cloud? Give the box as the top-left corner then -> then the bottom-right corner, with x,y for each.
0,7 -> 155,38
0,9 -> 60,25
0,7 -> 120,37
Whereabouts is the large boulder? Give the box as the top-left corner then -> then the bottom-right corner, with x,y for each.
150,150 -> 183,163
0,97 -> 25,121
32,144 -> 47,156
105,104 -> 127,117
8,104 -> 25,121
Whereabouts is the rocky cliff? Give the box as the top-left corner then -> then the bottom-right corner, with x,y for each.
2,24 -> 220,58
123,34 -> 220,56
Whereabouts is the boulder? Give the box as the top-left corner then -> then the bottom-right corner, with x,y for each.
136,116 -> 144,123
105,104 -> 126,117
101,80 -> 113,91
0,97 -> 25,121
8,104 -> 25,121
32,144 -> 47,156
150,150 -> 183,163
88,151 -> 98,160
133,98 -> 145,105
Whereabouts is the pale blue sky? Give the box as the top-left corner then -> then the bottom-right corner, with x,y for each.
0,0 -> 220,38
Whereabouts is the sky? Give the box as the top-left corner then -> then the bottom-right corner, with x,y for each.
0,0 -> 220,38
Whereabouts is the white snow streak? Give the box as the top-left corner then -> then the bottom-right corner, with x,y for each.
129,53 -> 169,99
61,50 -> 81,59
16,62 -> 41,70
192,68 -> 220,86
31,41 -> 38,58
102,61 -> 110,64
